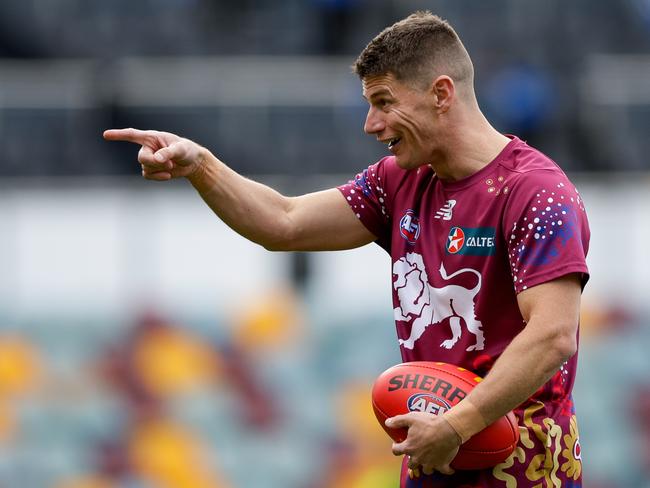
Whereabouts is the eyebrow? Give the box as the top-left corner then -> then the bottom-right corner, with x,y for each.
362,89 -> 392,101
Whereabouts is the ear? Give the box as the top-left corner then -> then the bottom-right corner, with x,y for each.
430,75 -> 455,114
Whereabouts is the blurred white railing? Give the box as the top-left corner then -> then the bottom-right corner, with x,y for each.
0,174 -> 648,319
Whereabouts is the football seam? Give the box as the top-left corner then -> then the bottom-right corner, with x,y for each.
371,398 -> 394,424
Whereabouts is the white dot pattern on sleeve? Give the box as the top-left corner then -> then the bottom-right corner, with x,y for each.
509,181 -> 584,291
338,166 -> 391,232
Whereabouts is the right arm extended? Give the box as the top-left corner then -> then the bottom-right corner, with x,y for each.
103,128 -> 376,251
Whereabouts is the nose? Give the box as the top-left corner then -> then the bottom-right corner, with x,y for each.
364,106 -> 385,135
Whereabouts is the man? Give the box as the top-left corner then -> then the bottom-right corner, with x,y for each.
104,11 -> 589,487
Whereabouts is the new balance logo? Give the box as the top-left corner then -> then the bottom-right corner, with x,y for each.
435,200 -> 456,221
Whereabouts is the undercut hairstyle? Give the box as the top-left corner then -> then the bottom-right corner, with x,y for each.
354,11 -> 474,90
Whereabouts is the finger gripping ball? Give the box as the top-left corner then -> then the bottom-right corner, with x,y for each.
371,361 -> 519,470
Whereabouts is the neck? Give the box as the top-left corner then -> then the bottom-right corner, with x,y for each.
429,109 -> 511,182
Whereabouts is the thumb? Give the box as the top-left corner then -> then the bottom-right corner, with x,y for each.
385,414 -> 412,429
154,141 -> 189,164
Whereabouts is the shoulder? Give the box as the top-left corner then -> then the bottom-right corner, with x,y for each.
501,139 -> 576,194
373,155 -> 404,177
363,156 -> 429,195
502,138 -> 563,175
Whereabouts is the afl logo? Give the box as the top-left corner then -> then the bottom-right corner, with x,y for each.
407,393 -> 451,416
399,210 -> 420,244
447,227 -> 465,254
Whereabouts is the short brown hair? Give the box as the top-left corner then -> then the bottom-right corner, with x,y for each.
354,11 -> 473,89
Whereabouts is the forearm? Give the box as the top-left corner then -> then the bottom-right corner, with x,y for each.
445,318 -> 576,440
103,128 -> 376,251
187,147 -> 295,250
474,320 -> 574,421
443,275 -> 582,441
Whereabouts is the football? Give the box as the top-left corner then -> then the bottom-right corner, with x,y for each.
371,361 -> 519,470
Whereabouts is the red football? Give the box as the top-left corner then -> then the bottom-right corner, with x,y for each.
371,361 -> 519,470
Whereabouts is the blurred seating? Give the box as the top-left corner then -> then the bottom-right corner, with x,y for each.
0,0 -> 649,176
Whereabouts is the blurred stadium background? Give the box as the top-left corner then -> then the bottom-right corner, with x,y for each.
0,0 -> 649,487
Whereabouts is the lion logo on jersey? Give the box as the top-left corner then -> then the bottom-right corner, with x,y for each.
392,252 -> 485,351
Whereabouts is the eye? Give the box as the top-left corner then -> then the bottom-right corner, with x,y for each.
376,98 -> 392,109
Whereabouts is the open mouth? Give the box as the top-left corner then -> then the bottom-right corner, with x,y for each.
387,137 -> 402,150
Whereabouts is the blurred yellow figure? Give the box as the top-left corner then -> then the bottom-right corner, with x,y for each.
132,324 -> 220,398
337,381 -> 391,448
128,415 -> 229,488
330,466 -> 399,488
231,287 -> 304,353
0,335 -> 40,396
0,335 -> 41,443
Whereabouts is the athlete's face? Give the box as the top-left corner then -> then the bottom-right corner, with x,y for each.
362,73 -> 439,169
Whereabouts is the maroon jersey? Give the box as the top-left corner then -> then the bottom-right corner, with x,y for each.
338,136 -> 589,487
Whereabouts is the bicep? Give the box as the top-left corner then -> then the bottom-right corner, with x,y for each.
286,188 -> 378,251
516,273 -> 582,337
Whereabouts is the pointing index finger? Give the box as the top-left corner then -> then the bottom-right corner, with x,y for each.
103,128 -> 148,144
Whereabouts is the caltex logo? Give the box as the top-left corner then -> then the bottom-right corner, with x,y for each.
447,227 -> 465,254
399,210 -> 420,244
446,227 -> 496,256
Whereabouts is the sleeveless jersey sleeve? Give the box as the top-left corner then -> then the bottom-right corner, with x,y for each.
337,157 -> 393,245
502,171 -> 590,293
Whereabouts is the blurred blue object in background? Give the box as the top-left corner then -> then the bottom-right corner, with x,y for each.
484,62 -> 554,144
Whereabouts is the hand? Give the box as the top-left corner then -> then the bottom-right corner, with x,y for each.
103,128 -> 206,181
386,412 -> 461,477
